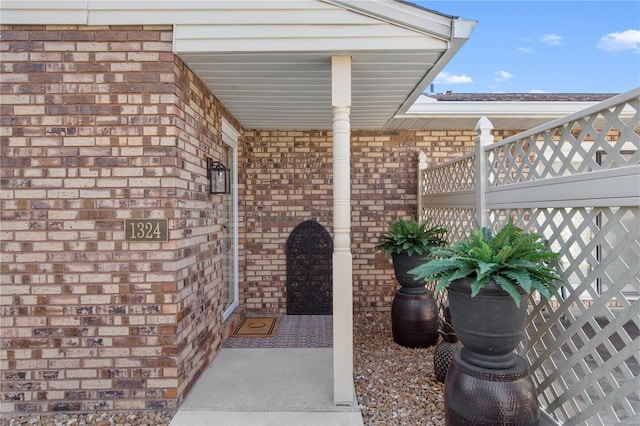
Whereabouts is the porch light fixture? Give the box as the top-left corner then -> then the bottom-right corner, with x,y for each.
207,157 -> 230,194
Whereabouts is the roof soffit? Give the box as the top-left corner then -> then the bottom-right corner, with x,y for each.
1,0 -> 476,130
170,1 -> 475,129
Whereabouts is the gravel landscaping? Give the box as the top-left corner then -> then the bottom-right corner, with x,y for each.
0,412 -> 174,426
354,311 -> 445,426
1,311 -> 444,426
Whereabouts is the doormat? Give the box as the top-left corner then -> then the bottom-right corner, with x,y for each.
231,317 -> 280,338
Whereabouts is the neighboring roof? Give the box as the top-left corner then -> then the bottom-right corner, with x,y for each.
0,0 -> 477,130
386,92 -> 624,130
425,93 -> 618,102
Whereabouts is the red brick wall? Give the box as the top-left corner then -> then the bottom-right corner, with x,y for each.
0,25 -> 235,413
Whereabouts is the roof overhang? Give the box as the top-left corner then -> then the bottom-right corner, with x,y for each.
386,93 -> 623,130
0,0 -> 477,130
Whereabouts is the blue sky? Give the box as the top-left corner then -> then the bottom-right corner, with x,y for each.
414,1 -> 640,94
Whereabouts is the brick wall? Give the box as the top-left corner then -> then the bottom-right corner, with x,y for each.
351,130 -> 479,312
0,25 -> 235,413
239,129 -> 521,313
240,130 -> 334,312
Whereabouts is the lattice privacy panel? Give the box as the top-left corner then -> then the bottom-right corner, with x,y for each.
421,207 -> 475,245
418,89 -> 639,425
494,207 -> 639,425
486,124 -> 639,187
423,153 -> 476,194
420,207 -> 476,315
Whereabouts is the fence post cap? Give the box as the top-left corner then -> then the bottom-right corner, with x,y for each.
475,116 -> 493,132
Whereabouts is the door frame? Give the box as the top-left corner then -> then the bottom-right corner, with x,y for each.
222,118 -> 240,321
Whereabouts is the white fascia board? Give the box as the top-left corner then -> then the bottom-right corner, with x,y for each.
401,101 -> 600,118
0,1 -> 88,24
391,25 -> 475,119
321,0 -> 456,39
452,17 -> 476,39
347,1 -> 476,120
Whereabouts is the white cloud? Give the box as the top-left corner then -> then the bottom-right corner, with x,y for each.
540,34 -> 563,46
493,70 -> 514,82
433,72 -> 473,84
529,89 -> 547,94
517,46 -> 534,53
597,29 -> 640,52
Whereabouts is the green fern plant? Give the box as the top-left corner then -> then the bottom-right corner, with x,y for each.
409,219 -> 566,307
374,216 -> 448,257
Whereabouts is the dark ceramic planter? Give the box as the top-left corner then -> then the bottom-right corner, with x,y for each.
434,340 -> 463,383
391,290 -> 439,348
445,351 -> 540,425
447,277 -> 528,369
391,252 -> 429,294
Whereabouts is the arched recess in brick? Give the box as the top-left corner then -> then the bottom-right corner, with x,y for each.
286,220 -> 333,315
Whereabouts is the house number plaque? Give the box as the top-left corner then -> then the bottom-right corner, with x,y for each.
124,219 -> 168,242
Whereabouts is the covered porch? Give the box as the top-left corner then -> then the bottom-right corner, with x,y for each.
1,1 -> 637,424
1,0 -> 477,413
162,0 -> 477,407
155,0 -> 477,408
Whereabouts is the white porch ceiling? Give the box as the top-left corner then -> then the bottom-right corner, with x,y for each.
177,51 -> 445,130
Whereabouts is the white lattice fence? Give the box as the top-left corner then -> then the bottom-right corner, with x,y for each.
419,88 -> 640,425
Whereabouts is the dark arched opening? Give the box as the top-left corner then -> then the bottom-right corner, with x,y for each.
286,220 -> 333,315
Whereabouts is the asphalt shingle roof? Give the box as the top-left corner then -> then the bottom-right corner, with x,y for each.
425,93 -> 618,102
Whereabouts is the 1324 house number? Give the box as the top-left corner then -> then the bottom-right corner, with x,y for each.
124,219 -> 169,242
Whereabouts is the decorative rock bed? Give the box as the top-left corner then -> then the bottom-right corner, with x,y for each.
354,311 -> 445,425
0,412 -> 173,426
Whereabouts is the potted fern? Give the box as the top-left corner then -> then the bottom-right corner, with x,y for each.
409,219 -> 565,368
374,216 -> 447,348
374,216 -> 447,295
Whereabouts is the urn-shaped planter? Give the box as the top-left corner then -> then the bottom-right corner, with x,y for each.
390,252 -> 438,348
408,221 -> 564,425
434,340 -> 463,383
447,277 -> 528,369
391,290 -> 439,348
391,253 -> 429,294
434,302 -> 463,383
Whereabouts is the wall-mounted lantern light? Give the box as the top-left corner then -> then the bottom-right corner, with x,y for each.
207,157 -> 230,194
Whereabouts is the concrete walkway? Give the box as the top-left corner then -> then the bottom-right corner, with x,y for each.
170,348 -> 364,426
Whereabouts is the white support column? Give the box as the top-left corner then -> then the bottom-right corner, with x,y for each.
475,117 -> 494,228
331,55 -> 355,406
